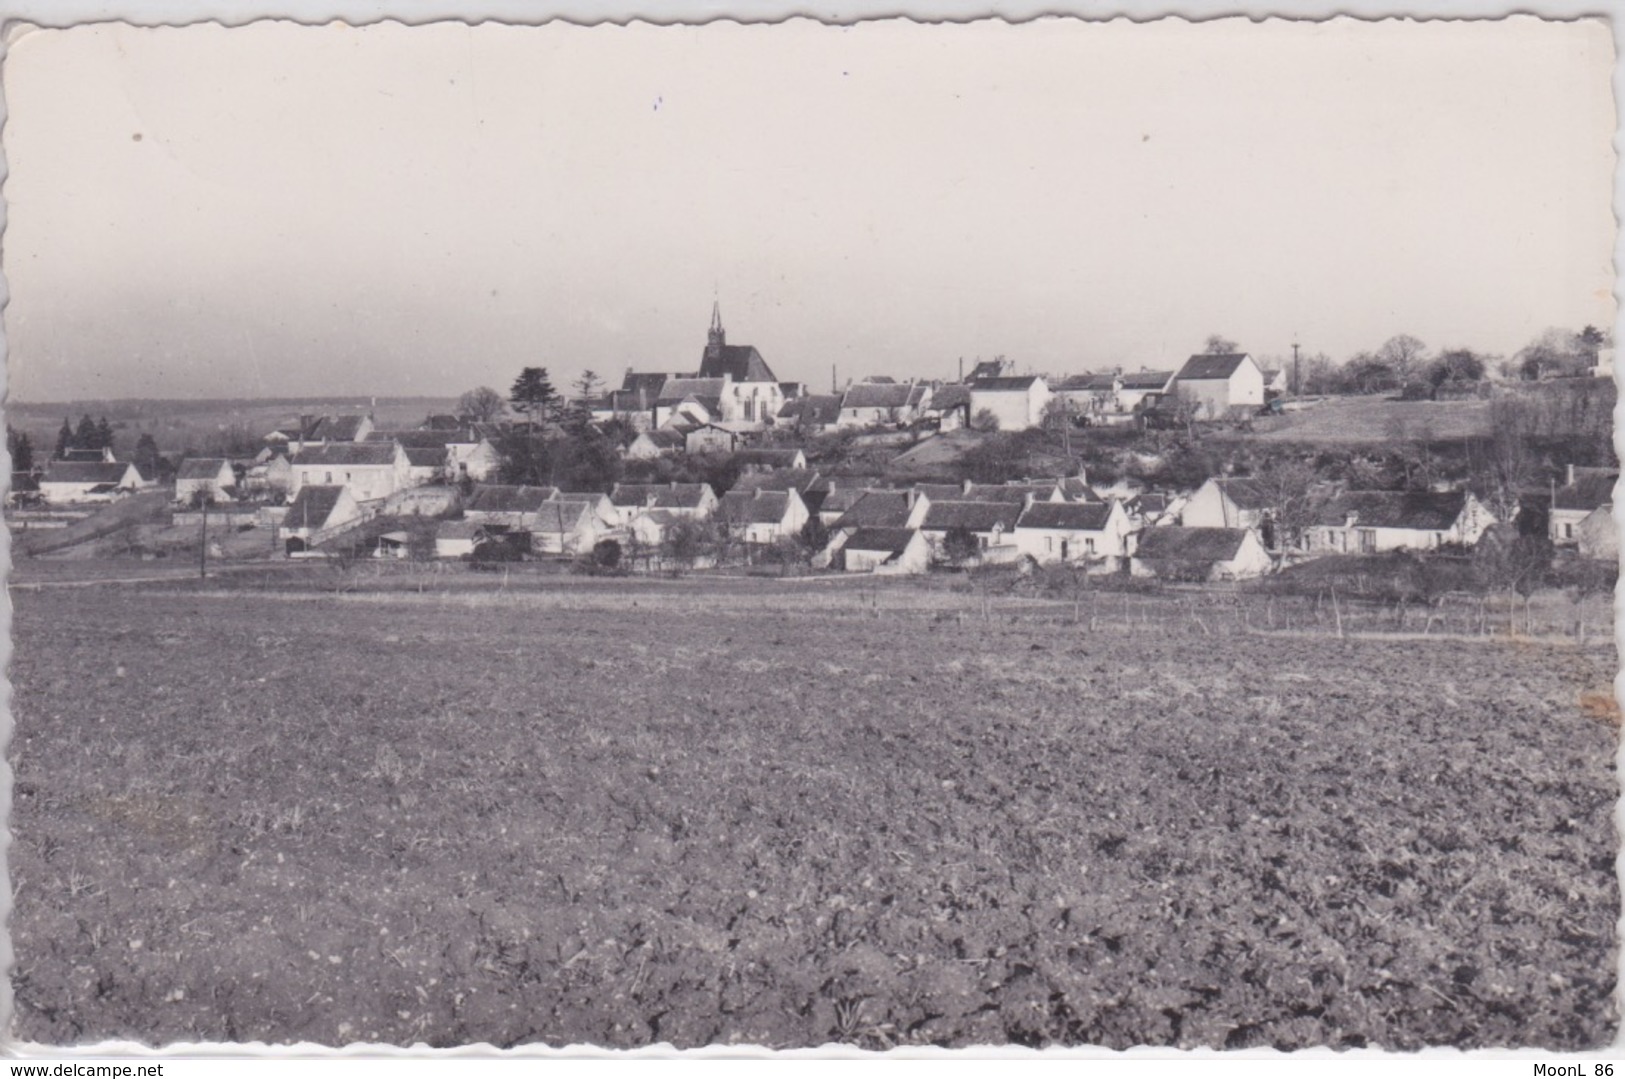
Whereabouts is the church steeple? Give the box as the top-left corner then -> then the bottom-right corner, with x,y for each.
706,301 -> 726,362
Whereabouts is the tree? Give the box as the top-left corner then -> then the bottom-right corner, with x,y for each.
54,418 -> 72,460
1203,335 -> 1240,355
1468,397 -> 1535,523
1375,335 -> 1428,387
796,516 -> 830,569
457,386 -> 505,423
1247,458 -> 1328,553
573,369 -> 604,402
1428,349 -> 1485,389
74,414 -> 98,451
590,538 -> 622,571
95,417 -> 115,454
970,408 -> 1000,432
1344,352 -> 1398,395
941,526 -> 980,568
1298,352 -> 1345,395
132,433 -> 161,482
7,428 -> 34,474
663,518 -> 710,574
509,367 -> 559,425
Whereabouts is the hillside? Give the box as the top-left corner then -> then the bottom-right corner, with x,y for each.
1248,397 -> 1493,444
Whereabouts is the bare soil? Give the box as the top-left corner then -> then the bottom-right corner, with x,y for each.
9,580 -> 1618,1049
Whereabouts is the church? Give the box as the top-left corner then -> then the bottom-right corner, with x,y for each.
620,305 -> 789,430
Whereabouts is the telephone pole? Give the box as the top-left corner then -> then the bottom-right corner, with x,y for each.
1292,339 -> 1301,397
199,498 -> 209,579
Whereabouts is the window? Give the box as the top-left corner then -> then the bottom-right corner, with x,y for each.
1565,523 -> 1575,539
1085,538 -> 1096,554
1045,536 -> 1054,553
325,471 -> 333,484
1357,528 -> 1377,554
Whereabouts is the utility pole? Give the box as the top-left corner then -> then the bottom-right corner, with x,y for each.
199,498 -> 209,579
1292,339 -> 1301,397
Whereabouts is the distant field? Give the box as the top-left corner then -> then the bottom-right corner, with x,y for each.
10,577 -> 1617,1049
1249,397 -> 1493,444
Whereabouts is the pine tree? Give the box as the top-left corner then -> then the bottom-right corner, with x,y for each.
509,367 -> 559,425
74,415 -> 98,451
7,427 -> 33,473
55,418 -> 72,460
133,433 -> 160,481
96,417 -> 115,455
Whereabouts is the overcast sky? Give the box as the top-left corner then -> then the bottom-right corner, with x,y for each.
3,16 -> 1615,402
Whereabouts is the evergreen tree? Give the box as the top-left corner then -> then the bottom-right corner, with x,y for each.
133,433 -> 161,481
55,418 -> 72,460
74,414 -> 98,451
509,367 -> 559,425
96,416 -> 115,454
7,427 -> 33,473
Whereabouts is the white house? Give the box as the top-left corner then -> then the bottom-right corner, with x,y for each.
1171,353 -> 1266,419
531,500 -> 607,556
174,458 -> 237,504
464,485 -> 560,530
289,441 -> 410,503
1180,477 -> 1280,542
835,527 -> 931,574
1115,370 -> 1178,414
279,484 -> 365,554
1130,526 -> 1273,581
913,500 -> 1024,562
624,428 -> 689,460
434,520 -> 488,559
372,429 -> 502,483
608,482 -> 717,526
836,380 -> 932,428
38,459 -> 142,504
1549,467 -> 1616,546
1013,500 -> 1134,570
266,413 -> 375,455
1302,489 -> 1495,554
715,487 -> 809,546
967,376 -> 1052,431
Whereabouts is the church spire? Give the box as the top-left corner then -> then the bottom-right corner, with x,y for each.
706,301 -> 725,361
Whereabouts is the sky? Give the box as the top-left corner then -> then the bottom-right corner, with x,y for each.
2,16 -> 1616,402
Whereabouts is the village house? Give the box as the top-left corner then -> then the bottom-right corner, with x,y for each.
831,489 -> 918,531
716,487 -> 809,546
623,427 -> 690,460
608,482 -> 718,526
1013,500 -> 1134,569
731,469 -> 828,515
921,385 -> 972,431
401,446 -> 448,487
173,458 -> 237,504
775,394 -> 843,434
530,499 -> 607,556
1261,368 -> 1289,395
552,490 -> 619,527
289,441 -> 411,503
832,527 -> 931,575
1131,526 -> 1272,581
1115,370 -> 1178,414
371,429 -> 502,482
732,447 -> 808,473
836,380 -> 932,428
1054,373 -> 1119,418
266,413 -> 375,455
913,500 -> 1024,562
1056,476 -> 1104,503
1548,466 -> 1616,546
463,484 -> 560,531
38,459 -> 143,504
1302,489 -> 1495,554
967,375 -> 1052,431
653,379 -> 726,429
626,508 -> 687,549
433,520 -> 488,559
1125,490 -> 1184,528
278,484 -> 365,554
1170,353 -> 1266,419
1181,477 -> 1280,541
1577,505 -> 1617,561
245,452 -> 295,498
685,423 -> 741,456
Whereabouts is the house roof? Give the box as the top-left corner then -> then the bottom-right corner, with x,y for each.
1553,472 -> 1617,512
841,382 -> 917,410
318,415 -> 370,441
913,483 -> 967,503
42,460 -> 134,484
175,457 -> 230,481
1134,526 -> 1251,562
292,442 -> 399,467
610,482 -> 714,509
403,446 -> 448,468
437,520 -> 486,540
843,527 -> 918,555
1120,370 -> 1176,390
1212,476 -> 1275,510
1058,373 -> 1118,392
964,482 -> 1059,504
733,448 -> 804,467
423,414 -> 464,430
1058,477 -> 1103,503
466,485 -> 558,514
970,376 -> 1041,392
718,489 -> 793,524
917,501 -> 1021,533
284,484 -> 348,531
1016,502 -> 1115,532
699,343 -> 777,383
733,468 -> 822,494
930,385 -> 971,410
779,393 -> 844,425
966,360 -> 1007,382
637,429 -> 688,449
834,490 -> 914,530
1176,353 -> 1253,380
820,487 -> 883,515
532,500 -> 594,534
656,377 -> 727,407
369,429 -> 477,448
1312,489 -> 1472,531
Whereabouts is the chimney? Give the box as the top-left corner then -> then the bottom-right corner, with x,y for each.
1567,463 -> 1575,486
962,478 -> 973,494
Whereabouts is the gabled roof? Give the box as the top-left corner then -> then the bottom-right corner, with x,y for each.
284,485 -> 349,531
820,487 -> 884,515
403,446 -> 447,468
291,442 -> 399,467
1058,477 -> 1103,503
733,468 -> 822,495
834,490 -> 914,529
1058,373 -> 1118,392
610,482 -> 714,509
437,520 -> 487,540
966,360 -> 1007,382
718,489 -> 793,524
1211,476 -> 1275,510
779,394 -> 843,425
637,429 -> 688,449
369,429 -> 478,448
175,457 -> 231,481
1134,526 -> 1250,562
970,376 -> 1041,392
1016,501 -> 1115,532
656,377 -> 727,407
930,385 -> 972,410
1553,472 -> 1617,512
318,415 -> 370,441
42,460 -> 135,484
1312,489 -> 1473,531
532,500 -> 595,534
1176,353 -> 1253,381
732,448 -> 805,468
917,501 -> 1021,533
699,343 -> 777,383
912,483 -> 967,503
841,382 -> 917,410
964,483 -> 1060,504
843,527 -> 918,555
1119,370 -> 1176,390
466,485 -> 558,514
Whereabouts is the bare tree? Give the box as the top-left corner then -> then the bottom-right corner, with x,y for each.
1248,458 -> 1329,553
1203,335 -> 1240,355
1471,396 -> 1535,523
1375,334 -> 1428,387
457,386 -> 506,423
